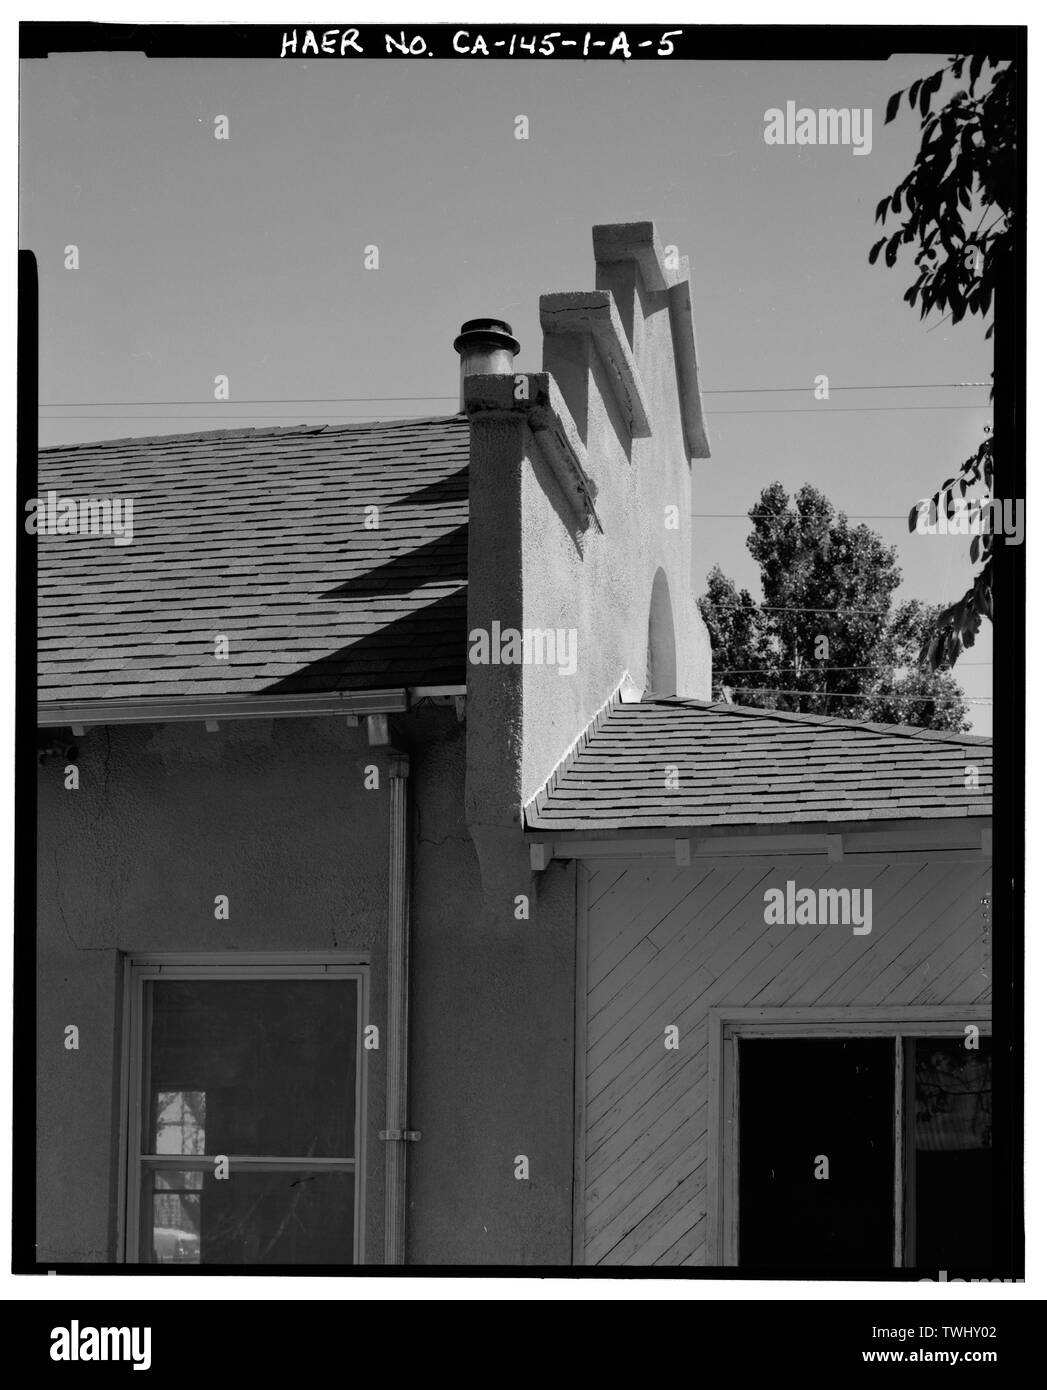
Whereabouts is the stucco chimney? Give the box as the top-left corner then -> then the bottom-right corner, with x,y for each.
453,318 -> 520,409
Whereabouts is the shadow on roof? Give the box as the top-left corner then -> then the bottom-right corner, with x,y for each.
261,590 -> 467,694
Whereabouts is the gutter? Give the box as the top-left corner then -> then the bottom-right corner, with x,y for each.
36,686 -> 465,731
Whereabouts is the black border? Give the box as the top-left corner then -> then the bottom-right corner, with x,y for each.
15,21 -> 1026,1282
17,22 -> 1025,63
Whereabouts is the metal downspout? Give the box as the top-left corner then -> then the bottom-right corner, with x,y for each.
381,751 -> 414,1263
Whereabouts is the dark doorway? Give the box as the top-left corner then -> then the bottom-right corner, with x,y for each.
739,1037 -> 895,1270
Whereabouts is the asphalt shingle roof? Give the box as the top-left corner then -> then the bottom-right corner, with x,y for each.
526,698 -> 992,830
37,417 -> 469,702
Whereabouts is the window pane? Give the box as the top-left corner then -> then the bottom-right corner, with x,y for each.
910,1036 -> 992,1269
155,1169 -> 204,1190
739,1038 -> 895,1270
145,1169 -> 354,1265
154,1091 -> 207,1155
151,1178 -> 202,1264
144,980 -> 357,1157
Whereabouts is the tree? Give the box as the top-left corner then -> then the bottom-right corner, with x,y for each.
698,483 -> 970,731
869,54 -> 1015,667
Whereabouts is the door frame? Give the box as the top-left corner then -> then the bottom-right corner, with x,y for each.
706,1005 -> 992,1266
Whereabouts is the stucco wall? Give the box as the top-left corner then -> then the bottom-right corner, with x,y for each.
406,706 -> 576,1265
37,716 -> 390,1264
37,708 -> 579,1267
520,270 -> 711,803
464,258 -> 713,826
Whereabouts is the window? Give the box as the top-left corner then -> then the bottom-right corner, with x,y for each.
739,1036 -> 896,1268
907,1037 -> 992,1268
712,1011 -> 992,1271
123,960 -> 365,1265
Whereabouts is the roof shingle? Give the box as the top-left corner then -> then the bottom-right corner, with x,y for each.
525,698 -> 992,830
37,417 -> 469,702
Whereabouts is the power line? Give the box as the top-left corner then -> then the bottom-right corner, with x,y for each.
36,381 -> 991,409
38,395 -> 458,408
726,686 -> 991,705
702,382 -> 990,394
38,404 -> 993,420
705,404 -> 990,415
37,413 -> 433,421
691,514 -> 961,521
703,603 -> 956,613
715,664 -> 992,673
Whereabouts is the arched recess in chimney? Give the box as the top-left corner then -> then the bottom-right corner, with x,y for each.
645,567 -> 677,698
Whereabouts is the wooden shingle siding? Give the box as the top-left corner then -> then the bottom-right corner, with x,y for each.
579,856 -> 991,1266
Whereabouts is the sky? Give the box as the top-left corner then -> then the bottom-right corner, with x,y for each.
20,49 -> 994,731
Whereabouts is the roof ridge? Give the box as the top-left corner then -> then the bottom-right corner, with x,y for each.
642,696 -> 990,747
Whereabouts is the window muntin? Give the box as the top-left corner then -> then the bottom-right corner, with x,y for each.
125,964 -> 363,1266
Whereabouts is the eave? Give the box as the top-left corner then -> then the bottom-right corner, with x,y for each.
37,685 -> 466,730
525,816 -> 992,869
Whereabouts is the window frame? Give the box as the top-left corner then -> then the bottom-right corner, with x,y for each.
118,953 -> 369,1265
707,1005 -> 992,1267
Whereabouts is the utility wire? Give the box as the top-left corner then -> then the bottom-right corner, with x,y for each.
714,663 -> 992,673
37,413 -> 447,421
706,404 -> 990,415
36,381 -> 990,409
691,512 -> 987,520
726,686 -> 991,704
39,404 -> 993,420
705,603 -> 941,611
702,382 -> 990,394
39,395 -> 459,408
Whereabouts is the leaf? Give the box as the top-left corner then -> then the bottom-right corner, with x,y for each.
919,73 -> 937,118
909,78 -> 922,110
869,237 -> 886,265
970,536 -> 980,562
886,89 -> 903,124
875,195 -> 891,223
